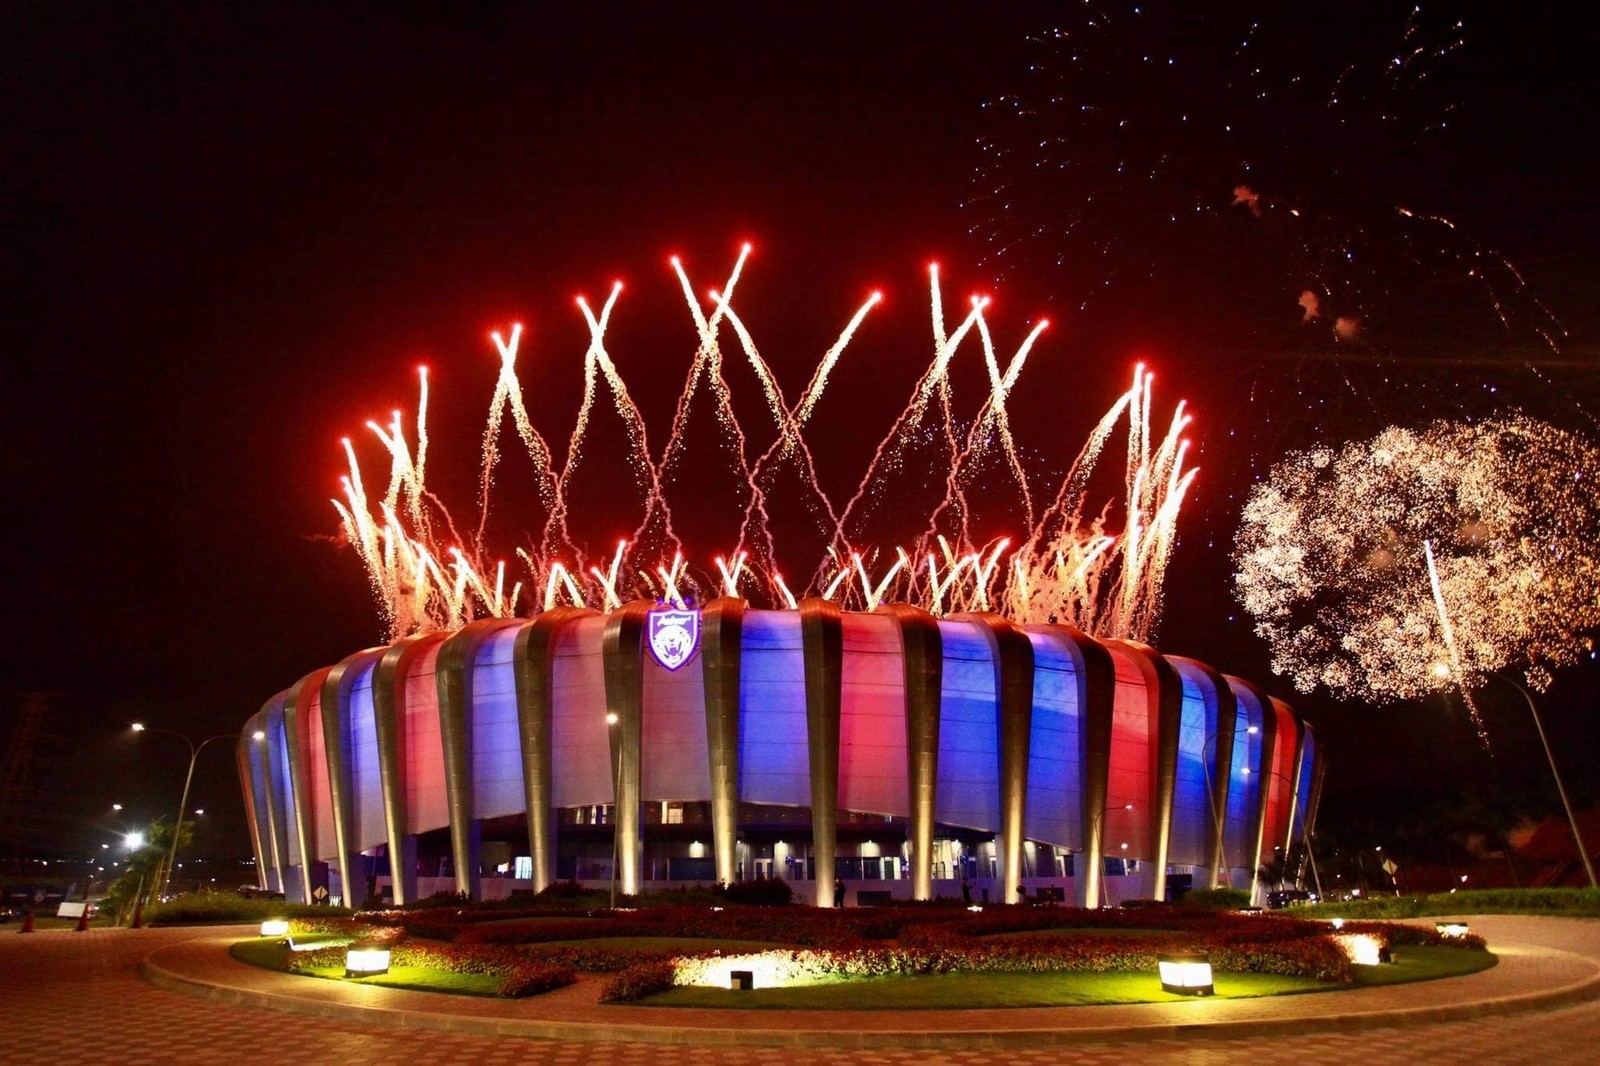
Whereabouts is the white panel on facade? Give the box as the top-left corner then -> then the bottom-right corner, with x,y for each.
550,615 -> 612,808
471,626 -> 524,820
402,643 -> 449,835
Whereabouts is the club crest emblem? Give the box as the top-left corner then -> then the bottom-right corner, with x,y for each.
646,607 -> 700,671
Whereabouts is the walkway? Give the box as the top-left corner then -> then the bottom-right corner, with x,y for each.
0,914 -> 1596,1063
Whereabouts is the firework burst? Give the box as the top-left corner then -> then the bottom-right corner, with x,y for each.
1234,413 -> 1600,723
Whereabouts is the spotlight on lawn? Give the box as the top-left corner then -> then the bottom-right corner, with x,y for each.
345,943 -> 391,977
1436,921 -> 1469,939
1330,917 -> 1345,930
730,969 -> 754,991
259,919 -> 289,938
1335,933 -> 1386,966
1157,953 -> 1214,996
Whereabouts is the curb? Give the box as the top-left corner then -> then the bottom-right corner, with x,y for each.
138,935 -> 1600,1049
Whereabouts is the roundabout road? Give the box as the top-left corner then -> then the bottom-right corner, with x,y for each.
1,914 -> 1596,1064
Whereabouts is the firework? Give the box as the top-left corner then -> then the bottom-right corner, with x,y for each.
966,4 -> 1585,467
1233,414 -> 1600,714
334,249 -> 1197,641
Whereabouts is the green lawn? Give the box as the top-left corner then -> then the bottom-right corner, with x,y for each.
638,947 -> 1497,1009
1352,945 -> 1498,986
644,970 -> 1329,1008
229,937 -> 501,996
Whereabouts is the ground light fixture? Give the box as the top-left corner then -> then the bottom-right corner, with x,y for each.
1334,933 -> 1387,966
1157,953 -> 1215,996
259,919 -> 289,938
345,943 -> 392,977
1436,921 -> 1469,938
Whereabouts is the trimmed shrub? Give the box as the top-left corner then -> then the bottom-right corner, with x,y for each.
146,891 -> 351,926
1180,888 -> 1251,911
720,876 -> 794,906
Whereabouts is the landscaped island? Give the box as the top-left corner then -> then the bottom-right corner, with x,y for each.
228,886 -> 1493,1007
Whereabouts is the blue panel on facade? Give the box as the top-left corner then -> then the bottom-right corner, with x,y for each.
345,659 -> 385,853
471,627 -> 524,819
1169,667 -> 1214,867
1292,729 -> 1316,840
1023,630 -> 1081,849
269,704 -> 300,868
738,610 -> 809,807
1223,681 -> 1264,878
936,621 -> 999,832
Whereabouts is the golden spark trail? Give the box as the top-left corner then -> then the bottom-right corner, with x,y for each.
333,246 -> 1198,643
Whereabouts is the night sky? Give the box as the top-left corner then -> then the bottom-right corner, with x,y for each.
6,3 -> 1598,866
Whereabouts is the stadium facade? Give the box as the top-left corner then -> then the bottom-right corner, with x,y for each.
240,600 -> 1323,908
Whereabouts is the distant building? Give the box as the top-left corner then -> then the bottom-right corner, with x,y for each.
240,601 -> 1322,907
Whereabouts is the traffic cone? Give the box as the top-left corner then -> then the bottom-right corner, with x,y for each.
130,898 -> 144,929
75,908 -> 89,932
18,909 -> 34,934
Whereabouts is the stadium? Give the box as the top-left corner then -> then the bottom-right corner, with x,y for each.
240,599 -> 1322,909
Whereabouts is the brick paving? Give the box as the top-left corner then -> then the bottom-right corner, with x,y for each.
0,915 -> 1596,1064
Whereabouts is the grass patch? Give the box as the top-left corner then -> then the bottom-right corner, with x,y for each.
229,933 -> 353,970
643,969 -> 1328,1008
636,946 -> 1496,1009
228,937 -> 502,996
1298,887 -> 1600,920
1352,945 -> 1498,987
295,963 -> 503,996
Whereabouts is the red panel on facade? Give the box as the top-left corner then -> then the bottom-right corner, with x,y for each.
838,612 -> 909,818
1103,644 -> 1153,860
1261,698 -> 1300,863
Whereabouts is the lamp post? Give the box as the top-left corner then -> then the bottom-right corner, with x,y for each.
131,723 -> 243,899
1249,765 -> 1324,903
1477,671 -> 1596,889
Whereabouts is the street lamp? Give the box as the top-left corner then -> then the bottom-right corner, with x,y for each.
1247,765 -> 1323,905
1481,672 -> 1597,890
131,723 -> 245,899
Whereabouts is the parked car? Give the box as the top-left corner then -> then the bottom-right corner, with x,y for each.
1265,889 -> 1317,909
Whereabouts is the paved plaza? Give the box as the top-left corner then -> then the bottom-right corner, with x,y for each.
1,914 -> 1597,1064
